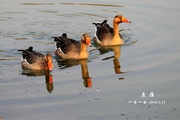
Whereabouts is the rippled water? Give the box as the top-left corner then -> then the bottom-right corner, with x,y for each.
0,0 -> 179,119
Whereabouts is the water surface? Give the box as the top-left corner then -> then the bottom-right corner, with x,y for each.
0,0 -> 179,119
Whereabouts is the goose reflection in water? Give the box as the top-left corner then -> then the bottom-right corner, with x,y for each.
79,59 -> 92,88
21,70 -> 53,93
99,45 -> 129,80
56,58 -> 92,88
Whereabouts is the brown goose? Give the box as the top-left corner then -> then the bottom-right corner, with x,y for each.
92,14 -> 131,46
18,47 -> 53,71
53,33 -> 91,59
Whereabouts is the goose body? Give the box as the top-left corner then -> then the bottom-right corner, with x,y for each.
18,47 -> 53,71
93,14 -> 131,46
53,33 -> 91,59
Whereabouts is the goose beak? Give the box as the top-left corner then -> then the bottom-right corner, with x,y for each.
47,59 -> 53,71
122,17 -> 131,23
48,62 -> 53,71
86,37 -> 92,47
88,42 -> 92,47
87,42 -> 92,47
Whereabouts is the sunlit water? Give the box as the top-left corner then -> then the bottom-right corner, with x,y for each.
0,0 -> 179,119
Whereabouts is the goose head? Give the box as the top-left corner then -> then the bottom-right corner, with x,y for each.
114,14 -> 131,23
81,34 -> 92,47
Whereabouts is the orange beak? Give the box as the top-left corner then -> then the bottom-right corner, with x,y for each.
86,37 -> 92,47
45,54 -> 53,71
122,16 -> 131,23
47,60 -> 53,71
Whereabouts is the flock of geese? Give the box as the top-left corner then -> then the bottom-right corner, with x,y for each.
18,14 -> 131,72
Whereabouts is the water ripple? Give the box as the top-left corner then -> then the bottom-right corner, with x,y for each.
21,3 -> 54,5
61,3 -> 124,7
39,10 -> 59,13
78,13 -> 107,18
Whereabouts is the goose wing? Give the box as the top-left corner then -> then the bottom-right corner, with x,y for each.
93,20 -> 114,42
53,34 -> 77,54
18,47 -> 44,64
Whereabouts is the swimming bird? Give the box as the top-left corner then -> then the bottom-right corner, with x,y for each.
18,47 -> 53,71
92,14 -> 131,46
53,33 -> 91,59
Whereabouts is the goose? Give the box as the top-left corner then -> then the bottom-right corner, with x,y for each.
53,33 -> 91,59
92,14 -> 131,46
18,46 -> 53,71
